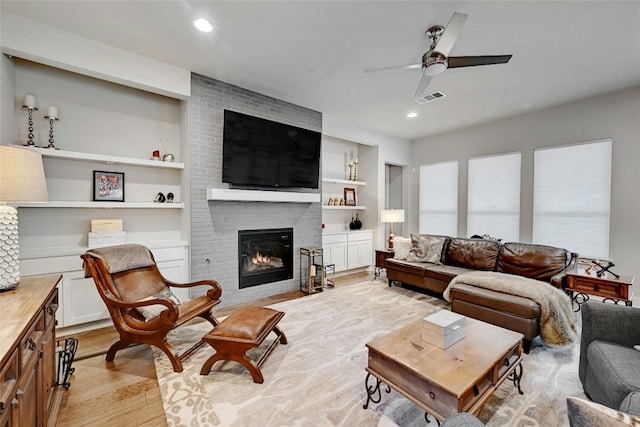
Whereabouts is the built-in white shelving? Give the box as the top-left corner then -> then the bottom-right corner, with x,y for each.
14,201 -> 184,209
322,178 -> 366,186
11,144 -> 185,170
322,205 -> 366,210
207,188 -> 320,203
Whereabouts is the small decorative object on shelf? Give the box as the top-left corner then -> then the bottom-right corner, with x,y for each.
44,105 -> 60,149
163,153 -> 174,162
344,188 -> 356,206
154,192 -> 166,203
349,213 -> 363,229
93,170 -> 125,202
22,93 -> 38,146
167,192 -> 174,203
152,150 -> 161,160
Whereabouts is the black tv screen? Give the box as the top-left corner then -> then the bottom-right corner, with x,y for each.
222,110 -> 321,189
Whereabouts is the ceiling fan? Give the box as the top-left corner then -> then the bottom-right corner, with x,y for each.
366,12 -> 512,101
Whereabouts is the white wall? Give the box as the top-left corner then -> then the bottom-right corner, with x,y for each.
409,87 -> 640,279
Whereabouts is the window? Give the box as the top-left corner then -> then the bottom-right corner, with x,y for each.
467,152 -> 521,242
533,139 -> 612,258
419,161 -> 458,236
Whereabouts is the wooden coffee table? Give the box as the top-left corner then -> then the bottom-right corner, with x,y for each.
364,317 -> 524,423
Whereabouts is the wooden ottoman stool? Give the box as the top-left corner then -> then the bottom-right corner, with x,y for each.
200,306 -> 287,383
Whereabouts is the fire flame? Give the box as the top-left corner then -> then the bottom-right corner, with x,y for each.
252,252 -> 271,266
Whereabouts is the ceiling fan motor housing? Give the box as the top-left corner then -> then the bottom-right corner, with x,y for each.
423,51 -> 448,76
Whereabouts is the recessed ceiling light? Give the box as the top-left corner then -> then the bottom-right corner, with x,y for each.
194,18 -> 213,33
407,112 -> 418,118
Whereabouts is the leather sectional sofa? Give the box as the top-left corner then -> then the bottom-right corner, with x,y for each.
386,236 -> 577,351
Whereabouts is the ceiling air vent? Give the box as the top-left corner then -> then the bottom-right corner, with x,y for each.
414,91 -> 446,105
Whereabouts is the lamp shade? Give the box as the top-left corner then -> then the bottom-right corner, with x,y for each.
0,145 -> 48,202
380,209 -> 405,223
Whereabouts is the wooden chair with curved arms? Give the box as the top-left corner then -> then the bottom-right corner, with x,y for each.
81,243 -> 222,373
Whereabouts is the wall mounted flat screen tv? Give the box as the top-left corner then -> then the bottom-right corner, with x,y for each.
222,110 -> 321,189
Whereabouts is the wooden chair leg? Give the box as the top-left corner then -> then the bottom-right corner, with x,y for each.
155,341 -> 183,373
106,339 -> 131,362
200,351 -> 264,384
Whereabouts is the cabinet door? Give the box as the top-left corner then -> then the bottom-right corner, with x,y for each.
357,240 -> 373,267
63,271 -> 110,327
157,259 -> 189,301
324,243 -> 348,272
14,360 -> 39,427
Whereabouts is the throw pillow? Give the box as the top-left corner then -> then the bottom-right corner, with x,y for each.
136,287 -> 181,321
407,234 -> 446,263
567,397 -> 640,427
393,237 -> 412,260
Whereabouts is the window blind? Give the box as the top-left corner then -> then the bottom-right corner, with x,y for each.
419,161 -> 458,236
467,152 -> 521,242
533,139 -> 612,258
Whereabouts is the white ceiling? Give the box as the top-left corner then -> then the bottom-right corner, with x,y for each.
2,1 -> 639,141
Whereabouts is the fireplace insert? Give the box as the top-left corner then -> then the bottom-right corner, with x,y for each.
238,228 -> 293,288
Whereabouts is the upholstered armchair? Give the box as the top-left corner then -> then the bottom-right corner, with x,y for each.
82,243 -> 222,372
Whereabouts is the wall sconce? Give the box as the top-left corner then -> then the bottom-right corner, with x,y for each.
380,209 -> 405,252
0,145 -> 49,291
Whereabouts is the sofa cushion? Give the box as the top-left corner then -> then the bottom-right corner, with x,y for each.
407,234 -> 447,263
620,392 -> 640,417
585,341 -> 640,410
497,242 -> 569,282
393,236 -> 412,260
445,238 -> 500,270
567,396 -> 640,427
448,282 -> 541,319
424,264 -> 475,283
385,258 -> 433,276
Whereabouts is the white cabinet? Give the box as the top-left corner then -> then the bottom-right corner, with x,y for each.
322,233 -> 348,272
323,230 -> 372,272
347,231 -> 373,269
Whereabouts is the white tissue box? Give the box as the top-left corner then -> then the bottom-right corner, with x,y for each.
422,310 -> 466,349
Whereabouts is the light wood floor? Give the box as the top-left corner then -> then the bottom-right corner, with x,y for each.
55,272 -> 372,426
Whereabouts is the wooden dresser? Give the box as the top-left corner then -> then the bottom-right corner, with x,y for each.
0,274 -> 61,427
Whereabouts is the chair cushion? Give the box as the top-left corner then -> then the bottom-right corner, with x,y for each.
585,341 -> 640,409
567,396 -> 640,426
448,282 -> 541,319
136,287 -> 181,320
86,243 -> 155,273
497,242 -> 569,282
445,238 -> 500,270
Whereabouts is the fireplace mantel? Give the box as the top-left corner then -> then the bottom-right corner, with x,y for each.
207,188 -> 320,203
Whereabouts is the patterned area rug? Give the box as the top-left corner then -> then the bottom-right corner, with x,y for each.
154,281 -> 586,426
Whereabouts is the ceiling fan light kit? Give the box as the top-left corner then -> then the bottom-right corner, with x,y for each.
366,12 -> 513,99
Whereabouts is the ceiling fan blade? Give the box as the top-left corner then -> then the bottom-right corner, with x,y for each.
448,55 -> 512,68
365,63 -> 423,73
433,12 -> 468,57
414,73 -> 434,99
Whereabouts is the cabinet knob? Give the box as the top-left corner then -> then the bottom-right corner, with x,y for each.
47,304 -> 58,316
0,401 -> 5,415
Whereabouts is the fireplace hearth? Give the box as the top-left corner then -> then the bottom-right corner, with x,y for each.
238,228 -> 293,288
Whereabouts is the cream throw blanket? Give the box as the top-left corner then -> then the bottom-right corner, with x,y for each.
443,271 -> 578,348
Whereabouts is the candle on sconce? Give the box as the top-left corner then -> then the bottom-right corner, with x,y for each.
23,94 -> 36,108
46,105 -> 58,119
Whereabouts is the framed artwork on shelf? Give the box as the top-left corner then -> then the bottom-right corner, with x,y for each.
344,188 -> 356,206
93,170 -> 125,202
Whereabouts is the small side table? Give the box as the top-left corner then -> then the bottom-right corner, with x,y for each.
374,250 -> 394,280
565,269 -> 635,311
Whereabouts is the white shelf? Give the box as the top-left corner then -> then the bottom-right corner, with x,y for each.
322,205 -> 366,210
11,144 -> 184,170
322,178 -> 366,186
14,201 -> 184,209
207,188 -> 320,203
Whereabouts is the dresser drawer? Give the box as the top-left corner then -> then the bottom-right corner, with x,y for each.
20,312 -> 44,370
0,350 -> 18,419
569,278 -> 625,299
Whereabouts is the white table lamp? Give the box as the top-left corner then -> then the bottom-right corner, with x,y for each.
381,209 -> 405,251
0,145 -> 48,291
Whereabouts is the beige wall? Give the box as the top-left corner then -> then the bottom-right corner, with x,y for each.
409,86 -> 640,279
